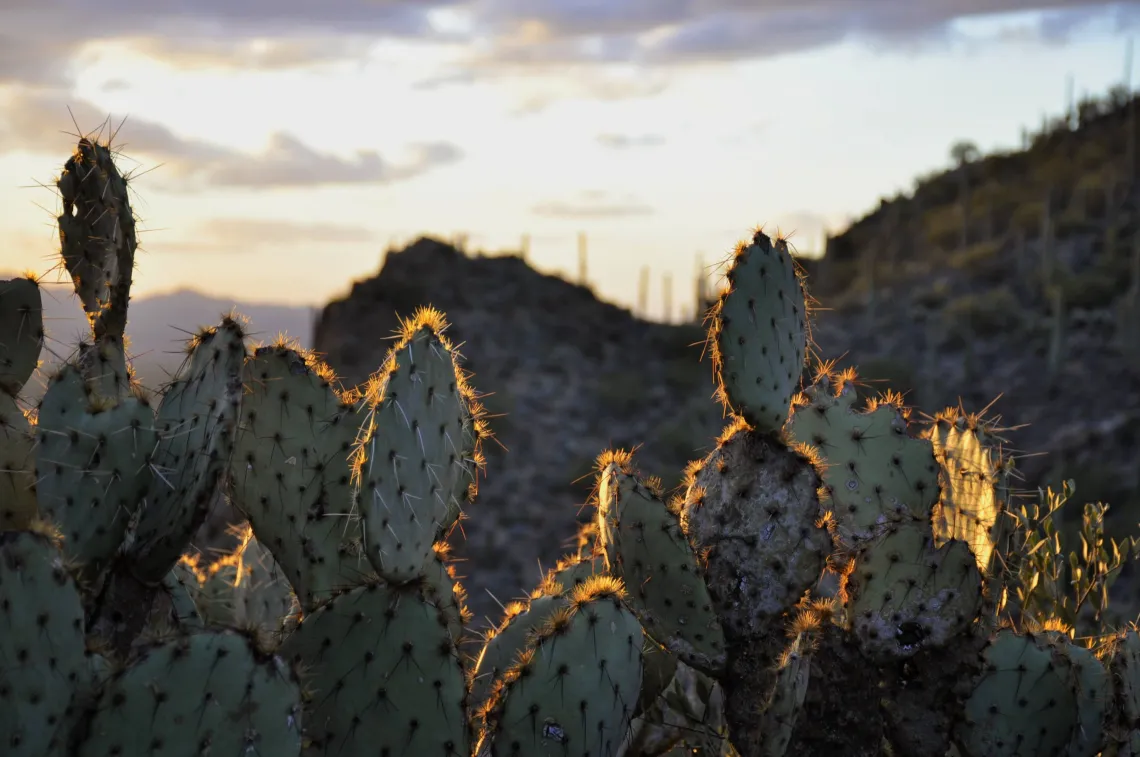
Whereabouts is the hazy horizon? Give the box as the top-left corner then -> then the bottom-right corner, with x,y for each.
2,1 -> 1137,320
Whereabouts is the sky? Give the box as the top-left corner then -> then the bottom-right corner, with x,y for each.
1,1 -> 1138,322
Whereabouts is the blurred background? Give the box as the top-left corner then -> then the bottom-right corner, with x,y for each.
2,0 -> 1139,624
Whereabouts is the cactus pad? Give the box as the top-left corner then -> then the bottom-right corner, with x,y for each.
0,393 -> 38,529
280,579 -> 470,756
477,577 -> 644,757
922,408 -> 1012,573
128,317 -> 246,582
845,523 -> 982,659
682,423 -> 829,635
596,455 -> 726,674
230,344 -> 370,609
957,630 -> 1078,757
0,276 -> 44,396
786,374 -> 940,548
56,138 -> 136,344
356,308 -> 484,582
77,630 -> 304,757
0,529 -> 89,757
35,364 -> 155,576
759,632 -> 812,757
708,230 -> 808,433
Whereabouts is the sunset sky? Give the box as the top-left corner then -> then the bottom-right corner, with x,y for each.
1,1 -> 1137,319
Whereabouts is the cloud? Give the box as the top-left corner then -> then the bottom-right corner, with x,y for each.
470,0 -> 1132,67
531,190 -> 654,218
0,0 -> 459,82
0,92 -> 464,189
154,218 -> 378,254
596,132 -> 665,149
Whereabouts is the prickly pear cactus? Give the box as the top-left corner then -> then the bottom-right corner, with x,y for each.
470,577 -> 575,709
230,343 -> 370,609
1039,631 -> 1110,757
923,408 -> 1010,575
758,632 -> 812,757
1107,630 -> 1140,754
0,276 -> 44,396
682,421 -> 830,632
279,580 -> 470,757
476,577 -> 645,757
0,276 -> 43,528
128,318 -> 246,582
77,630 -> 304,757
845,523 -> 982,659
596,452 -> 726,674
35,364 -> 155,578
0,528 -> 89,757
355,308 -> 484,582
786,374 -> 941,549
956,629 -> 1078,757
56,138 -> 137,397
707,230 -> 808,434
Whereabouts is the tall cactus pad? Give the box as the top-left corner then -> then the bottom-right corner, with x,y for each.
922,409 -> 1009,574
128,318 -> 246,582
230,344 -> 370,609
1040,632 -> 1109,757
0,394 -> 37,529
596,455 -> 726,674
476,577 -> 644,757
0,277 -> 44,395
956,630 -> 1078,757
1108,630 -> 1140,754
845,523 -> 982,659
786,375 -> 940,549
56,138 -> 136,343
0,529 -> 88,757
280,580 -> 469,756
470,581 -> 573,710
682,423 -> 829,634
759,632 -> 812,757
77,630 -> 304,757
356,307 -> 485,582
35,365 -> 155,576
708,230 -> 808,433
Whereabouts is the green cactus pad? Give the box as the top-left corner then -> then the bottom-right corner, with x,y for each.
477,577 -> 644,757
279,579 -> 469,756
77,630 -> 304,757
922,409 -> 1011,574
128,317 -> 246,583
596,455 -> 726,675
0,392 -> 38,529
785,374 -> 940,548
759,632 -> 812,757
1039,632 -> 1109,757
470,585 -> 571,710
682,424 -> 830,634
1108,630 -> 1140,753
356,308 -> 484,582
230,344 -> 370,609
35,364 -> 155,577
845,523 -> 982,659
957,629 -> 1078,757
708,230 -> 808,433
56,138 -> 137,344
0,276 -> 44,395
0,529 -> 89,757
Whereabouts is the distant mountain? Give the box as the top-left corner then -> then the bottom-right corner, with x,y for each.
8,278 -> 317,397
